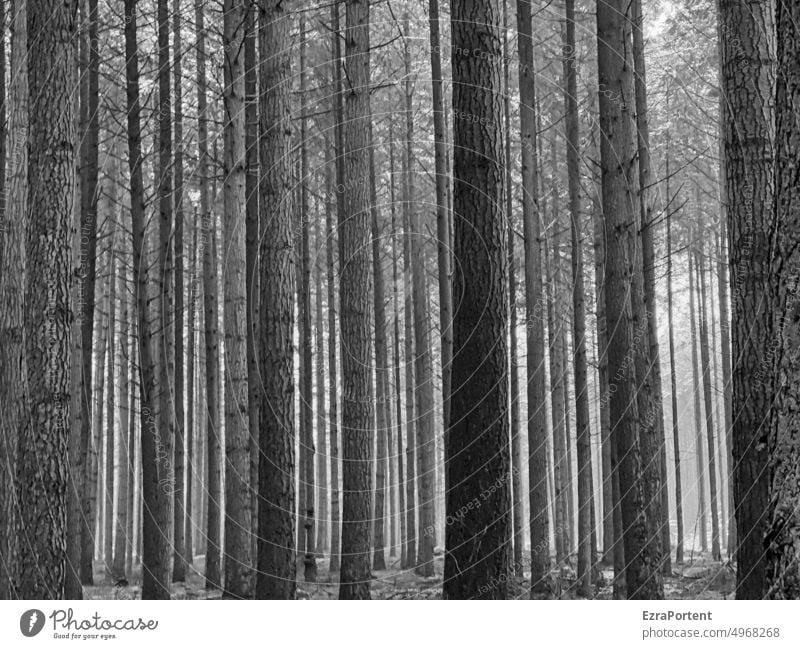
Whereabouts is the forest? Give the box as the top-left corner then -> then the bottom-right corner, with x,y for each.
0,0 -> 796,601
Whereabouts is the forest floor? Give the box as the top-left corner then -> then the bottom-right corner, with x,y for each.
83,550 -> 736,600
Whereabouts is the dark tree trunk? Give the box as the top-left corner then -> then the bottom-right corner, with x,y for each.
256,0 -> 296,600
717,0 -> 775,600
444,0 -> 511,600
337,0 -> 374,600
596,0 -> 663,599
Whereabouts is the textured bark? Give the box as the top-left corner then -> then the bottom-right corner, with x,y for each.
0,0 -> 27,600
15,0 -> 77,598
718,0 -> 775,600
515,0 -> 550,597
185,210 -> 198,570
596,0 -> 663,599
222,0 -> 252,598
665,129 -> 684,564
172,0 -> 186,584
444,0 -> 511,600
632,0 -> 670,576
315,223 -> 329,557
337,0 -> 374,600
370,140 -> 389,572
696,242 -> 722,561
768,0 -> 800,596
256,0 -> 296,600
562,0 -> 592,597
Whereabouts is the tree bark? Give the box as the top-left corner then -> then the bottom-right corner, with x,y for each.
444,0 -> 511,600
337,0 -> 374,600
717,0 -> 775,600
256,0 -> 296,600
515,0 -> 550,597
595,0 -> 663,599
222,0 -> 253,598
0,0 -> 27,600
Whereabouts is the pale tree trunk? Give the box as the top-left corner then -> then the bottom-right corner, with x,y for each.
15,0 -> 77,598
172,0 -> 186,584
222,0 -> 252,598
185,213 -> 198,569
113,265 -> 131,580
696,241 -> 722,561
315,220 -> 328,556
256,0 -> 296,600
125,320 -> 137,577
104,237 -> 117,578
401,16 -> 417,572
370,136 -> 389,572
515,0 -> 550,596
444,0 -> 511,600
563,0 -> 592,597
503,0 -> 523,577
90,276 -> 108,567
718,0 -> 775,600
196,0 -> 221,591
688,251 -> 708,552
664,120 -> 684,564
426,0 -> 452,447
337,0 -> 374,600
596,0 -> 663,599
0,0 -> 27,600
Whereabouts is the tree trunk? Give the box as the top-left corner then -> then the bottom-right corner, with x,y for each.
688,251 -> 708,552
444,0 -> 511,599
315,221 -> 329,557
631,0 -> 670,576
665,124 -> 684,564
596,0 -> 663,599
717,0 -> 774,600
172,0 -> 186,584
696,242 -> 722,561
769,1 -> 800,595
0,0 -> 27,600
222,0 -> 252,598
185,212 -> 197,570
515,0 -> 550,597
195,0 -> 220,591
256,0 -> 296,600
562,0 -> 593,597
502,0 -> 523,578
15,0 -> 77,599
370,137 -> 389,572
337,0 -> 374,600
104,240 -> 117,578
113,272 -> 131,580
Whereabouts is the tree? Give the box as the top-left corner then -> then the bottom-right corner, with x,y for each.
256,0 -> 296,600
769,0 -> 800,596
595,0 -> 663,599
172,0 -> 187,584
0,0 -> 27,601
222,0 -> 252,599
338,0 -> 374,600
718,0 -> 775,600
444,0 -> 511,599
15,0 -> 78,598
515,0 -> 550,596
562,0 -> 592,597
